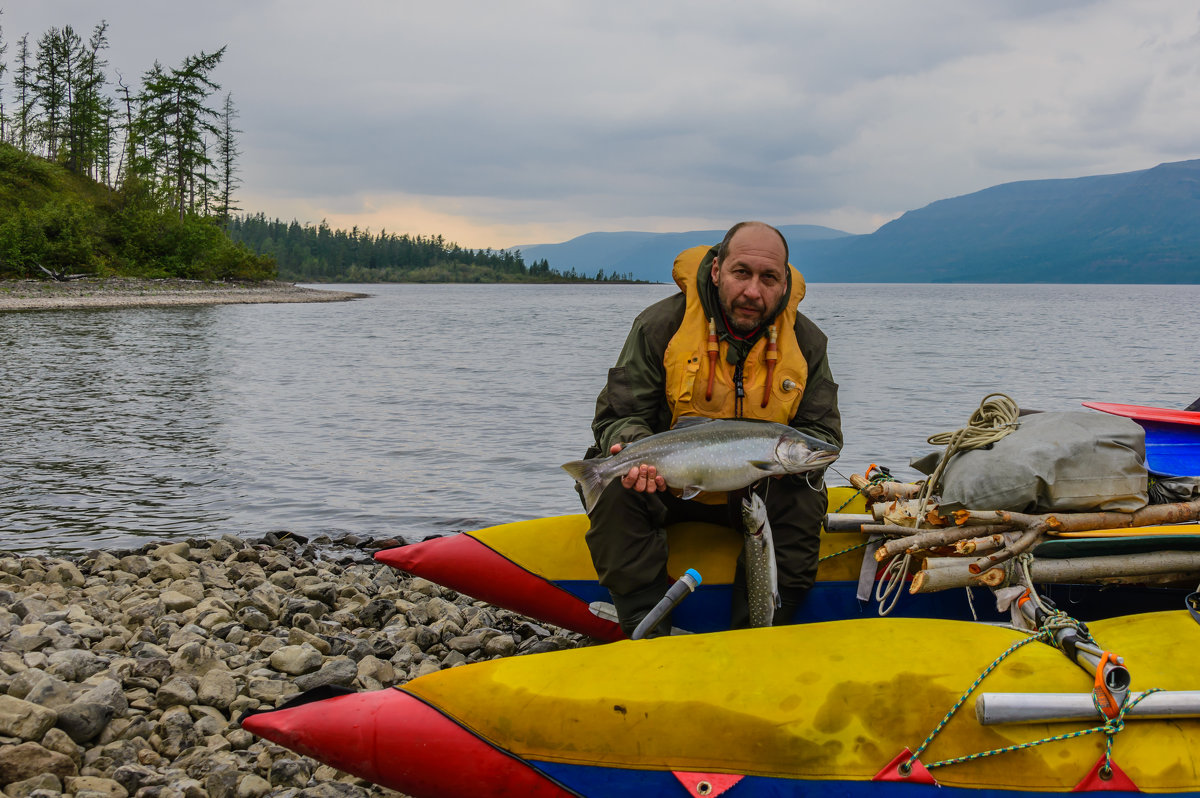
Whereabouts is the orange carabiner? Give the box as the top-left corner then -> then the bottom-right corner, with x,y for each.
1093,651 -> 1122,720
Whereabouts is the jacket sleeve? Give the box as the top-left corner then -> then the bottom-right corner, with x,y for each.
790,313 -> 843,450
590,299 -> 680,455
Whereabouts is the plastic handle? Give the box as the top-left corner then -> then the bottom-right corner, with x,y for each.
631,570 -> 702,640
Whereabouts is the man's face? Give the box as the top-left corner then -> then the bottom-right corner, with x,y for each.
711,226 -> 788,335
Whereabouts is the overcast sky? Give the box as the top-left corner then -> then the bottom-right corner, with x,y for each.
3,1 -> 1198,249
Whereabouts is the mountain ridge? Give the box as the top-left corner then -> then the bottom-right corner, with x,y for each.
515,159 -> 1200,283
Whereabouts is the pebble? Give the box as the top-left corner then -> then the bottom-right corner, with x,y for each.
0,533 -> 589,797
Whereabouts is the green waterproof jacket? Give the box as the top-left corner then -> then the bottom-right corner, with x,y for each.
588,248 -> 842,458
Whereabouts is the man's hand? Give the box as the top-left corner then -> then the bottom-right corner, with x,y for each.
610,443 -> 667,493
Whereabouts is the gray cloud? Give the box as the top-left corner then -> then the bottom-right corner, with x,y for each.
3,0 -> 1197,246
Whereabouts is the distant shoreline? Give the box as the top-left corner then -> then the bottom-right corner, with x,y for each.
0,278 -> 367,312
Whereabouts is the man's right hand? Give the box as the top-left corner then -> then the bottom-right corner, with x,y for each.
611,443 -> 667,493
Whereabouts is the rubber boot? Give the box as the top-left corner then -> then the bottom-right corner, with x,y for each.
729,586 -> 751,630
731,584 -> 809,628
611,577 -> 673,639
773,586 -> 810,626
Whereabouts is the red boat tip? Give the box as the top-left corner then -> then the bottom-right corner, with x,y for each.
240,685 -> 575,798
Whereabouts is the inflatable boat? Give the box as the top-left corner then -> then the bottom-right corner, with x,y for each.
1083,401 -> 1200,478
242,610 -> 1200,798
375,483 -> 1191,640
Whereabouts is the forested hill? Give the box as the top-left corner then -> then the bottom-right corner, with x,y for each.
226,216 -> 643,283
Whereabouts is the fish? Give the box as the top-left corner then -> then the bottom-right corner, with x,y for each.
562,417 -> 840,513
742,492 -> 780,627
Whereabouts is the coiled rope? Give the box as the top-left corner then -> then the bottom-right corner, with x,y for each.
876,394 -> 1022,616
914,392 -> 1022,518
902,600 -> 1161,772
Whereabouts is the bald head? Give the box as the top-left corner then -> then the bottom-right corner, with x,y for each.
710,222 -> 789,334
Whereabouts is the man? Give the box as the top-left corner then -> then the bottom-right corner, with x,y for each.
581,221 -> 842,637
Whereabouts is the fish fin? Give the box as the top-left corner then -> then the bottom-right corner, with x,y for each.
680,485 -> 703,500
748,460 -> 776,471
672,416 -> 715,429
561,459 -> 610,513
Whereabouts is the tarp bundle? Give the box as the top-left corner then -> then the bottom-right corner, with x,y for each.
915,411 -> 1148,514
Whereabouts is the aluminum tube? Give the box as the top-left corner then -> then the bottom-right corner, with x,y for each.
976,691 -> 1200,725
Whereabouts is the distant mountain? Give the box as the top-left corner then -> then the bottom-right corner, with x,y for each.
801,158 -> 1200,283
515,159 -> 1200,283
513,225 -> 851,283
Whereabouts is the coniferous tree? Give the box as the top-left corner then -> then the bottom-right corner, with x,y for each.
215,91 -> 241,223
33,26 -> 70,159
12,34 -> 34,151
0,12 -> 8,142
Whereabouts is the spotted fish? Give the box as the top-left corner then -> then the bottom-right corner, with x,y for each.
563,418 -> 839,513
742,492 -> 780,627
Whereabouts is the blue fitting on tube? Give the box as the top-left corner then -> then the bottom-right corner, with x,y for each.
631,569 -> 702,640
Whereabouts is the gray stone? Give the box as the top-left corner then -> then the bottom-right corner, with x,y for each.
65,776 -> 129,798
285,627 -> 330,655
134,657 -> 172,681
267,758 -> 311,788
43,563 -> 86,587
0,741 -> 77,785
154,706 -> 199,759
235,607 -> 271,631
356,599 -> 396,628
39,726 -> 82,763
236,774 -> 271,798
78,679 -> 129,717
55,701 -> 114,743
0,694 -> 57,740
205,769 -> 240,798
168,641 -> 223,677
21,673 -> 79,709
196,670 -> 237,712
245,678 -> 290,704
268,644 -> 322,676
292,657 -> 357,692
299,582 -> 338,608
155,677 -> 198,709
3,773 -> 63,798
110,763 -> 162,795
483,634 -> 518,658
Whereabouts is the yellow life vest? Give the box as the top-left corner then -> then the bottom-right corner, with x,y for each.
662,246 -> 811,504
663,245 -> 809,428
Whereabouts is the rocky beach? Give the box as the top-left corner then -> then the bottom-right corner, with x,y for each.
0,533 -> 588,798
0,279 -> 365,312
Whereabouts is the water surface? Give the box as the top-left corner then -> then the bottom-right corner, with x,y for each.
2,282 -> 1197,553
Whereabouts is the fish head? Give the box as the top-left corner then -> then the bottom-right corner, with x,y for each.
775,429 -> 840,472
741,492 -> 767,534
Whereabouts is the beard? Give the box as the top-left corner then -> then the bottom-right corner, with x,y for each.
721,296 -> 768,335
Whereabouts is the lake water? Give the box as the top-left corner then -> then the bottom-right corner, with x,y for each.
2,282 -> 1198,554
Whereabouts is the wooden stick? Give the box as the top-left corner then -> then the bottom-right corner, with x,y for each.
911,564 -> 1006,593
911,550 -> 1200,593
955,531 -> 1022,555
968,525 -> 1047,573
954,499 -> 1200,532
873,523 -> 1017,561
849,474 -> 923,502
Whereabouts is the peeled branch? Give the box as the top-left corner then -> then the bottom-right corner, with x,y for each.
911,564 -> 1006,593
849,473 -> 923,502
873,523 -> 1017,562
911,550 -> 1200,593
961,499 -> 1200,574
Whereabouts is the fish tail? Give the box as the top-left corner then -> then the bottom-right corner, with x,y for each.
561,459 -> 609,513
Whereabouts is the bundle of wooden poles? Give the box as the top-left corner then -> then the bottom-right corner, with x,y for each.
844,472 -> 1200,595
